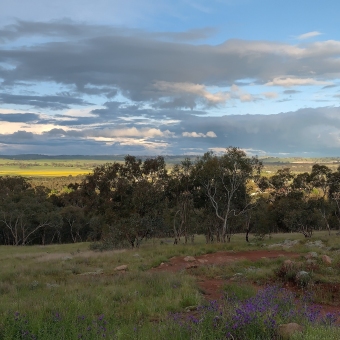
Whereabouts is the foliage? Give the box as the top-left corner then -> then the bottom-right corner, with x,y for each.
3,148 -> 340,247
167,285 -> 336,340
194,147 -> 262,242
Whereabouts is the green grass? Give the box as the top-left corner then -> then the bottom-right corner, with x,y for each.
223,282 -> 257,300
0,232 -> 340,338
292,326 -> 340,340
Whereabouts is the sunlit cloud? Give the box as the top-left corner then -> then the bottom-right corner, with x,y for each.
296,31 -> 322,40
265,77 -> 333,87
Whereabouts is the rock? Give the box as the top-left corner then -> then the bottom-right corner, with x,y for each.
184,256 -> 196,262
114,265 -> 128,271
198,259 -> 208,264
321,254 -> 332,265
186,263 -> 198,269
277,323 -> 304,339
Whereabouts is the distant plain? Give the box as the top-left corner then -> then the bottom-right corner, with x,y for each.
1,156 -> 340,177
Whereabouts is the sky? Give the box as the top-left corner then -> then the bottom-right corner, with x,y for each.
1,1 -> 340,156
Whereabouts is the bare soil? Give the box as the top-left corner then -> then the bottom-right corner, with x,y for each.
151,249 -> 340,319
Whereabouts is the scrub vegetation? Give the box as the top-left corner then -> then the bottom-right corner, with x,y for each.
1,235 -> 340,339
1,147 -> 340,338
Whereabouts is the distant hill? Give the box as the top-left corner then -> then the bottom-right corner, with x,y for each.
1,154 -> 340,165
0,154 -> 190,165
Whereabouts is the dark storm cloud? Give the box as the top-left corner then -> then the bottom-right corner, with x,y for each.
0,112 -> 40,122
0,130 -> 35,142
1,106 -> 340,156
43,128 -> 84,137
1,21 -> 340,109
2,21 -> 340,156
0,93 -> 91,110
172,106 -> 340,155
0,129 -> 167,155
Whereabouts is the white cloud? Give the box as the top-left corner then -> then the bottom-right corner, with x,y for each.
155,82 -> 257,105
63,107 -> 98,118
262,92 -> 278,99
91,127 -> 174,138
0,108 -> 29,114
230,84 -> 256,102
87,136 -> 170,150
154,81 -> 231,104
182,131 -> 217,138
206,131 -> 217,137
0,122 -> 74,134
265,77 -> 333,87
297,31 -> 322,40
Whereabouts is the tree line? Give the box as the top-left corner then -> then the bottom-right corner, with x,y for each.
1,147 -> 340,247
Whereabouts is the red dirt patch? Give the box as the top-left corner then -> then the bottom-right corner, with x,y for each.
151,250 -> 340,319
152,250 -> 299,300
152,249 -> 299,274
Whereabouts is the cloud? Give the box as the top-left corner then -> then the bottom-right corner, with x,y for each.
182,131 -> 217,138
262,92 -> 278,99
154,81 -> 231,107
1,21 -> 340,110
0,93 -> 91,110
90,127 -> 175,138
265,77 -> 332,87
296,31 -> 322,40
0,112 -> 40,123
283,89 -> 300,95
155,27 -> 218,42
230,84 -> 256,102
1,106 -> 340,156
1,21 -> 340,156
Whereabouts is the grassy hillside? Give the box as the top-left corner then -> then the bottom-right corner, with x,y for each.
1,232 -> 340,339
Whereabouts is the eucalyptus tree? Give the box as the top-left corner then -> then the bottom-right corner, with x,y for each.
166,158 -> 197,244
80,155 -> 168,247
0,176 -> 62,245
194,147 -> 262,242
307,164 -> 333,235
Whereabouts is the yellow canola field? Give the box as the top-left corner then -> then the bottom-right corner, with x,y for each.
0,168 -> 91,177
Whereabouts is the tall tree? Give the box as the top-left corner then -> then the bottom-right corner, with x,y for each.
194,147 -> 262,242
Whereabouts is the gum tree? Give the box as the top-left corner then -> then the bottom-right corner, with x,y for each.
194,147 -> 262,242
80,155 -> 168,247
